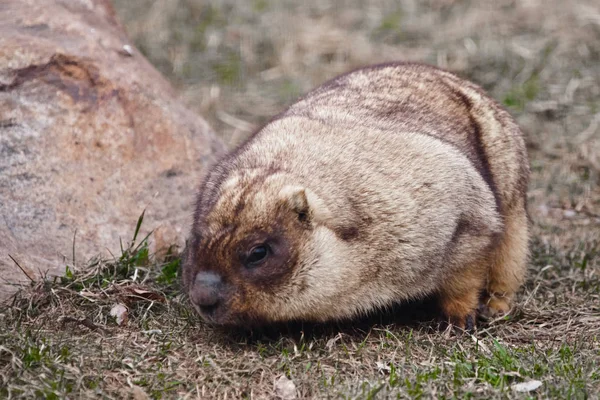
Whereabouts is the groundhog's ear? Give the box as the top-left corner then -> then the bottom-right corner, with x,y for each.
278,186 -> 331,224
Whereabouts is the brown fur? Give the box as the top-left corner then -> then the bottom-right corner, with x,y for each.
182,62 -> 530,328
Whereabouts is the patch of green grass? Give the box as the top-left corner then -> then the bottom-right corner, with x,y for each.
322,334 -> 599,398
503,74 -> 540,111
253,0 -> 269,13
373,10 -> 404,43
212,51 -> 243,86
58,211 -> 155,294
157,255 -> 181,286
378,11 -> 403,33
1,333 -> 77,399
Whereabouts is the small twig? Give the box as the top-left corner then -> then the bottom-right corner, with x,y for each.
8,254 -> 35,282
72,228 -> 77,268
60,316 -> 108,333
576,112 -> 600,144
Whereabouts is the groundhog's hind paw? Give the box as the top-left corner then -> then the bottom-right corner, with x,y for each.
478,293 -> 513,319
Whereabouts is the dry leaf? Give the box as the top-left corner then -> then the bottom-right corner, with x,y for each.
511,380 -> 543,392
123,286 -> 166,303
110,303 -> 129,326
131,385 -> 149,400
274,375 -> 297,399
376,361 -> 391,374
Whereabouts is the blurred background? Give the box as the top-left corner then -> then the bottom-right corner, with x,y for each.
112,0 -> 600,255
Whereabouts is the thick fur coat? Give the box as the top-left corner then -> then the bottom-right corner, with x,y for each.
182,63 -> 530,328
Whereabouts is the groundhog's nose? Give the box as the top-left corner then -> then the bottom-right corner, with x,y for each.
191,272 -> 222,316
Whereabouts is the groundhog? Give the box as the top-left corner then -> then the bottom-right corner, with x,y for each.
182,62 -> 529,329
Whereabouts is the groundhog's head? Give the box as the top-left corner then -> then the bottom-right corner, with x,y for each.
182,167 -> 363,326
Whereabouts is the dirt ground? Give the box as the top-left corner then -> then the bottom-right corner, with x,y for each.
1,0 -> 599,398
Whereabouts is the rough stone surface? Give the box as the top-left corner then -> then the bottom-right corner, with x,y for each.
0,0 -> 224,298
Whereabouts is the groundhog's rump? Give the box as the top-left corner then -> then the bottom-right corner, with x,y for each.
182,62 -> 529,329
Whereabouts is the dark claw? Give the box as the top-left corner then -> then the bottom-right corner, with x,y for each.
436,312 -> 477,333
464,314 -> 475,333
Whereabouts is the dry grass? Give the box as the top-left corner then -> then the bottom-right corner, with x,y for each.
1,0 -> 600,398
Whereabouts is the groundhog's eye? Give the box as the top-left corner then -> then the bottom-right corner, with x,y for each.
245,244 -> 270,266
297,212 -> 308,223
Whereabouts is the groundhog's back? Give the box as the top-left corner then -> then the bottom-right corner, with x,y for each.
281,62 -> 529,213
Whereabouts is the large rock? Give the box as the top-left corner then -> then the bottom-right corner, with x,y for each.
0,0 -> 224,297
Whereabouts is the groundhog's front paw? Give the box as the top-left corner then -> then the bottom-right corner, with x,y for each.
440,312 -> 477,333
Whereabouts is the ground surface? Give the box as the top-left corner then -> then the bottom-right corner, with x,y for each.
1,0 -> 599,398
